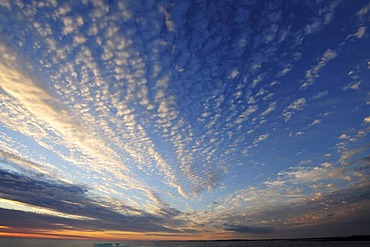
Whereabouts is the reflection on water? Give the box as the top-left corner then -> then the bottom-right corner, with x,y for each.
0,238 -> 369,247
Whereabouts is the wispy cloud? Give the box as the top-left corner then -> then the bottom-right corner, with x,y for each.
282,98 -> 307,122
301,49 -> 337,89
312,91 -> 329,100
304,0 -> 340,35
260,102 -> 277,117
224,225 -> 273,234
354,26 -> 367,39
253,134 -> 269,146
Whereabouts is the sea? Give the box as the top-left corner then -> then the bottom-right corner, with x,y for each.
0,238 -> 370,247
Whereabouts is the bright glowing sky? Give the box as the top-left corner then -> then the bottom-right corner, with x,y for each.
0,0 -> 369,241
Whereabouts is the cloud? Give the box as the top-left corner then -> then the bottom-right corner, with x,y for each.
0,169 -> 183,233
339,144 -> 370,164
364,116 -> 370,123
304,1 -> 340,35
261,102 -> 277,116
229,70 -> 239,79
339,134 -> 350,139
321,162 -> 332,168
255,185 -> 370,230
312,91 -> 329,100
0,0 -> 369,239
0,198 -> 92,221
277,65 -> 292,77
301,49 -> 337,89
342,81 -> 361,91
0,26 -> 188,205
282,98 -> 306,122
234,105 -> 258,125
159,5 -> 175,32
203,157 -> 370,235
0,149 -> 43,173
274,166 -> 330,184
354,26 -> 367,38
224,225 -> 273,234
357,3 -> 370,19
253,134 -> 269,145
288,98 -> 306,110
62,16 -> 80,35
0,0 -> 11,9
0,46 -> 151,196
309,119 -> 321,126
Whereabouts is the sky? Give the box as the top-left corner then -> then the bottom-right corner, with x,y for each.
0,0 -> 369,241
